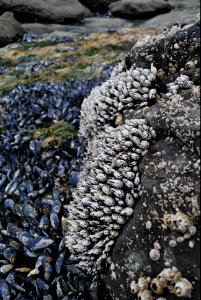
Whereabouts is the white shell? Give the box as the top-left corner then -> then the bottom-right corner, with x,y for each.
120,207 -> 134,216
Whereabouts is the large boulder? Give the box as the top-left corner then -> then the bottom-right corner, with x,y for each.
0,11 -> 24,47
109,0 -> 173,18
79,0 -> 117,13
144,0 -> 200,28
0,0 -> 88,24
106,17 -> 200,300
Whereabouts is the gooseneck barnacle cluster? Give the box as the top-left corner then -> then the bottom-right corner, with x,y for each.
66,119 -> 156,275
65,62 -> 158,275
79,64 -> 157,139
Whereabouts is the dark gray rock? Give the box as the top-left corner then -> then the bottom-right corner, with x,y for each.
0,0 -> 88,24
143,0 -> 200,28
79,0 -> 117,13
0,11 -> 24,47
106,17 -> 200,300
109,0 -> 173,19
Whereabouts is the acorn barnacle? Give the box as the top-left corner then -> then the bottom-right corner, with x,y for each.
174,278 -> 193,298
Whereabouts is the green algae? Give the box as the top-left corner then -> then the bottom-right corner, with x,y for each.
31,122 -> 77,146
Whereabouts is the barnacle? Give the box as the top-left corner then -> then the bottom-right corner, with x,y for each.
79,64 -> 158,139
174,278 -> 193,298
66,120 -> 156,275
150,267 -> 193,298
163,212 -> 193,234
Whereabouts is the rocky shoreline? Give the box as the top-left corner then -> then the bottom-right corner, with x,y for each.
0,0 -> 200,47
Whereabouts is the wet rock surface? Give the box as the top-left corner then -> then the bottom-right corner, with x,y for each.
79,0 -> 116,13
143,0 -> 201,28
109,0 -> 173,19
0,0 -> 88,24
0,12 -> 24,47
106,17 -> 200,300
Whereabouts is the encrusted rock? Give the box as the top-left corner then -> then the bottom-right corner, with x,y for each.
106,16 -> 200,300
65,12 -> 200,300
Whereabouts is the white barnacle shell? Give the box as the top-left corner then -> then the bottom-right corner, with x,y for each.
101,196 -> 115,206
134,173 -> 141,186
130,92 -> 142,100
125,141 -> 134,148
90,211 -> 104,218
113,170 -> 123,179
174,278 -> 193,298
71,244 -> 86,253
149,248 -> 160,261
121,129 -> 131,138
138,75 -> 146,84
112,214 -> 126,225
132,80 -> 141,88
99,163 -> 113,174
107,179 -> 124,188
100,216 -> 112,223
130,136 -> 141,147
67,220 -> 79,231
125,193 -> 135,207
140,131 -> 152,140
149,89 -> 157,99
104,240 -> 115,252
88,248 -> 102,256
96,173 -> 108,182
114,159 -> 127,168
138,289 -> 153,300
141,87 -> 150,94
123,178 -> 134,189
103,206 -> 111,214
139,140 -> 150,150
120,207 -> 134,217
151,63 -> 157,75
111,188 -> 124,198
130,281 -> 139,294
111,205 -> 123,213
110,230 -> 119,237
130,153 -> 141,160
102,185 -> 112,196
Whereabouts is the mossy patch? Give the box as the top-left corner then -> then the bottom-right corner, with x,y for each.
0,57 -> 13,67
31,121 -> 77,146
19,40 -> 57,51
84,47 -> 100,56
17,54 -> 36,63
